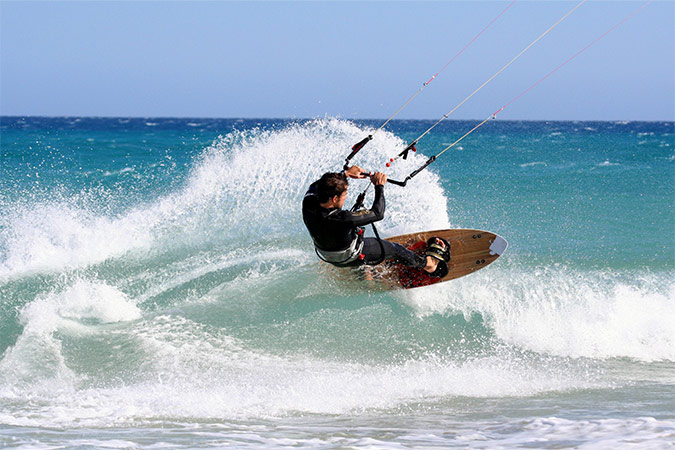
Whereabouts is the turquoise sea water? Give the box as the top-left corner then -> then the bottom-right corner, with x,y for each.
0,117 -> 673,448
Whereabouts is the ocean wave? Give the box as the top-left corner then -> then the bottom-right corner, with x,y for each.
0,280 -> 140,391
403,266 -> 675,362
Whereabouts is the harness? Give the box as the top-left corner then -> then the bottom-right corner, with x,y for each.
313,209 -> 366,266
314,234 -> 364,267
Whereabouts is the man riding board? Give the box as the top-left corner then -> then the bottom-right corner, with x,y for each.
302,165 -> 450,277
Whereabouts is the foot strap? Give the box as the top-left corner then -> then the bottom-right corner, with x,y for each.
424,237 -> 451,262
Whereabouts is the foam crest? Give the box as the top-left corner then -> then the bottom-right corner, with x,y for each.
133,246 -> 311,305
0,280 -> 140,391
404,266 -> 675,362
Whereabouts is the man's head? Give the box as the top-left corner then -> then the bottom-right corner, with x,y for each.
317,172 -> 348,208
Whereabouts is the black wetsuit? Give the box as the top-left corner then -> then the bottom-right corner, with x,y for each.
302,180 -> 426,268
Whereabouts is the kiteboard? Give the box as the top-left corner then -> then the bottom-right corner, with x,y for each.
369,228 -> 507,290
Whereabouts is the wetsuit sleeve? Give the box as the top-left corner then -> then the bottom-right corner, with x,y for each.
328,185 -> 385,227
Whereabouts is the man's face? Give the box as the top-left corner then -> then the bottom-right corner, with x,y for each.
335,187 -> 348,209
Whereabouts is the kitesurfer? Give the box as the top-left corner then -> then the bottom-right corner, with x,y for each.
302,165 -> 450,277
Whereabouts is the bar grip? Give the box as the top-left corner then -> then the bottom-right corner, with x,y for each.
359,172 -> 407,187
387,178 -> 407,187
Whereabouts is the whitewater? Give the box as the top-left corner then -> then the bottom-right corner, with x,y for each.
0,117 -> 673,448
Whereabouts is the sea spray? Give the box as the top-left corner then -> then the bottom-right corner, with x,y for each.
0,119 -> 448,283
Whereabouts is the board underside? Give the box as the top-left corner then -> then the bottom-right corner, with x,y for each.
372,228 -> 508,290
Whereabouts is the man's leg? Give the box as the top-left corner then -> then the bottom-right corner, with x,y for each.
360,238 -> 427,269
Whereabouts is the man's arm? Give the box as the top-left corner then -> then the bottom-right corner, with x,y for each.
327,172 -> 387,227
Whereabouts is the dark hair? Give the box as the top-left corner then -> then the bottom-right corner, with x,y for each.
317,172 -> 348,203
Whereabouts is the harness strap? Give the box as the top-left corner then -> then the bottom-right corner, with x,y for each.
314,235 -> 364,267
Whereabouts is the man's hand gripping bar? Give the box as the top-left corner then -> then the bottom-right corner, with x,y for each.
359,172 -> 407,187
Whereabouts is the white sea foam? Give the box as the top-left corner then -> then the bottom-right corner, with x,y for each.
0,280 -> 140,392
3,416 -> 673,448
403,267 -> 675,362
133,246 -> 311,304
452,417 -> 675,449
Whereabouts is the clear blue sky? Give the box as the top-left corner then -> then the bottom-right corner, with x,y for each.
1,1 -> 673,120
